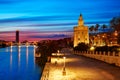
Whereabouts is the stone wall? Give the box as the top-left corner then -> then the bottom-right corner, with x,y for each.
40,63 -> 50,80
74,51 -> 120,67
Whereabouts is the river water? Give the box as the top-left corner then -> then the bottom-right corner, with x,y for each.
0,46 -> 41,80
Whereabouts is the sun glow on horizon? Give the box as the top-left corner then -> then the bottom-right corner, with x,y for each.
0,0 -> 120,41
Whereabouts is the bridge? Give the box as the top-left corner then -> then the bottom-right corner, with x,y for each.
9,43 -> 40,58
9,41 -> 37,47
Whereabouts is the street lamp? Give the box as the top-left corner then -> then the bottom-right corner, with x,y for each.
114,31 -> 118,36
55,50 -> 59,64
114,31 -> 118,45
62,56 -> 66,76
57,50 -> 59,60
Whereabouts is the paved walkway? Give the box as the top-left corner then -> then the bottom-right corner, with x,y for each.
41,52 -> 120,80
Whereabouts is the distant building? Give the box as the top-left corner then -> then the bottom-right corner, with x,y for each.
90,31 -> 119,46
16,30 -> 19,43
73,14 -> 89,47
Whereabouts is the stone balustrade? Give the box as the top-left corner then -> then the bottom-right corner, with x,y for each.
74,51 -> 120,67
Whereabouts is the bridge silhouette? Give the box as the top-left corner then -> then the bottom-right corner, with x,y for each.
9,41 -> 37,47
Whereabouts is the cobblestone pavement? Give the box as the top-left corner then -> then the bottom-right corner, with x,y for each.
43,52 -> 120,80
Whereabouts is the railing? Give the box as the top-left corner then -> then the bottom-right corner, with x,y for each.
73,51 -> 120,67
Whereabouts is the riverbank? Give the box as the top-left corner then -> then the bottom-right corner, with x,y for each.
40,51 -> 120,80
0,45 -> 9,48
40,63 -> 50,80
35,57 -> 46,79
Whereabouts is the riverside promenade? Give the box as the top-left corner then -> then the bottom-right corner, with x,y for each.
41,50 -> 120,80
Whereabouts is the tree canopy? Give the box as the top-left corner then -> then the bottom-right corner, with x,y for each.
110,16 -> 120,31
74,43 -> 89,51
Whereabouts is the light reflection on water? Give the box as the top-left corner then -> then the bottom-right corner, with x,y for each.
0,46 -> 41,80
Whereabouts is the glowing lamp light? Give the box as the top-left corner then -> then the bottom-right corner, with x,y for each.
114,31 -> 118,36
117,48 -> 120,51
34,45 -> 36,48
57,50 -> 59,53
63,56 -> 66,59
18,45 -> 21,48
90,46 -> 95,51
63,56 -> 66,76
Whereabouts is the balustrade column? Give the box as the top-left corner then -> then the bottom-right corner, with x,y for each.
119,52 -> 120,57
108,51 -> 111,56
113,52 -> 115,57
103,51 -> 105,55
99,51 -> 101,55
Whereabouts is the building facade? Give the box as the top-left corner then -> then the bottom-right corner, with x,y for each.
16,30 -> 19,43
74,14 -> 89,47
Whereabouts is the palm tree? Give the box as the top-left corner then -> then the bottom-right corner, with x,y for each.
110,17 -> 120,32
102,24 -> 107,32
94,24 -> 100,33
89,25 -> 94,34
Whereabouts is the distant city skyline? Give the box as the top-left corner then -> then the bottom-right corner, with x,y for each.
0,0 -> 120,41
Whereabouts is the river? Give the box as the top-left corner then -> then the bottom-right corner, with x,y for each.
0,45 -> 41,80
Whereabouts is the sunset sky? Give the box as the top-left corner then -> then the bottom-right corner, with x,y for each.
0,0 -> 120,41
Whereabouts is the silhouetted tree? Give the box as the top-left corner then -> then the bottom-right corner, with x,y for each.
94,24 -> 100,33
89,25 -> 94,32
74,43 -> 89,51
95,46 -> 109,52
36,38 -> 73,65
101,24 -> 107,32
110,16 -> 120,44
36,40 -> 63,64
95,46 -> 119,53
89,25 -> 95,35
110,17 -> 120,31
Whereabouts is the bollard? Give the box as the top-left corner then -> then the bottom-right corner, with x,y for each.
62,67 -> 66,76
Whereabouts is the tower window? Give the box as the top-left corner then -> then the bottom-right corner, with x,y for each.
82,32 -> 84,34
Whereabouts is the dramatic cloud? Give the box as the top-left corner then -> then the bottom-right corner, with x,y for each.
29,34 -> 68,38
0,0 -> 120,41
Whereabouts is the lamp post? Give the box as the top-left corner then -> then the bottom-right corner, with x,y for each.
57,50 -> 59,60
114,31 -> 118,36
63,56 -> 66,76
63,57 -> 66,67
55,50 -> 59,64
114,31 -> 118,45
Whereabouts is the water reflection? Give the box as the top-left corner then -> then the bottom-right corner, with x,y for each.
17,46 -> 21,68
26,46 -> 28,66
10,46 -> 12,70
0,45 -> 41,80
10,46 -> 12,52
33,45 -> 36,69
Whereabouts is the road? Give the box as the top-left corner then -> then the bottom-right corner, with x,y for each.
42,51 -> 120,80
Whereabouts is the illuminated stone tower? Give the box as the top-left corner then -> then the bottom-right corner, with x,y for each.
74,14 -> 89,47
16,30 -> 19,43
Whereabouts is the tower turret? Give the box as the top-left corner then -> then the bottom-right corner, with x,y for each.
78,14 -> 84,26
74,14 -> 89,47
